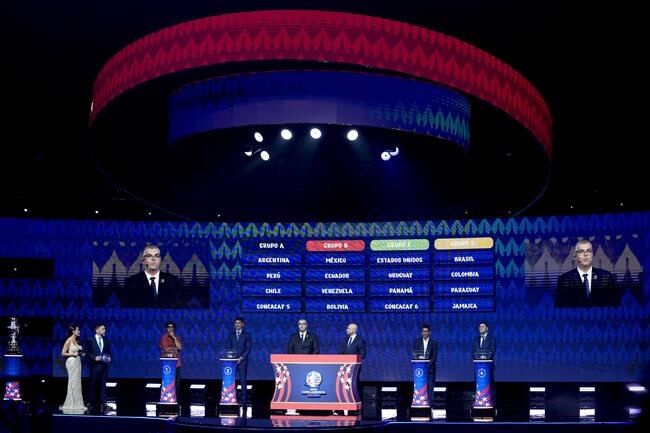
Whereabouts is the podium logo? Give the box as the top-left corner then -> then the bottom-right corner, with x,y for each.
224,367 -> 233,375
163,365 -> 173,375
306,371 -> 323,388
478,368 -> 487,378
415,368 -> 424,377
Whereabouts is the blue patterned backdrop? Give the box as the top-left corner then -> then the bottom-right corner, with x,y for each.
0,213 -> 648,382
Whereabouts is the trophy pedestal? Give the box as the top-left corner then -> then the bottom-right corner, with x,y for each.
3,354 -> 23,401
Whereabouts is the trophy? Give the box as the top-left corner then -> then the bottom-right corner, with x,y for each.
6,317 -> 21,355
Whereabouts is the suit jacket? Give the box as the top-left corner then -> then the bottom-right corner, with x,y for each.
472,334 -> 496,360
86,334 -> 111,365
339,335 -> 366,359
555,267 -> 620,308
413,338 -> 437,374
122,271 -> 183,308
224,330 -> 251,363
287,331 -> 320,354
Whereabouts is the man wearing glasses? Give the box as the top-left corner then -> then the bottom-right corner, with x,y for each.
122,245 -> 183,308
555,239 -> 620,307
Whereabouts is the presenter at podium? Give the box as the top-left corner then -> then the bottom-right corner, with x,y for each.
412,324 -> 437,402
471,321 -> 496,412
287,318 -> 320,354
472,321 -> 496,360
472,321 -> 496,387
159,321 -> 183,400
224,317 -> 251,406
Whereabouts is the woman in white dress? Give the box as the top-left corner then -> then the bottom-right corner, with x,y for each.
60,324 -> 87,414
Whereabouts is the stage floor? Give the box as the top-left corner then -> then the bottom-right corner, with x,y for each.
51,411 -> 639,433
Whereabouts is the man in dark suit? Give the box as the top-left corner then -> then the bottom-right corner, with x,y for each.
472,322 -> 496,401
472,321 -> 496,360
555,240 -> 620,308
338,323 -> 366,411
287,318 -> 320,354
86,323 -> 112,414
338,323 -> 366,359
413,324 -> 438,403
224,317 -> 251,406
122,245 -> 184,308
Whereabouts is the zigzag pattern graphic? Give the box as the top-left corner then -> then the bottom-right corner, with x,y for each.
90,10 -> 552,154
373,105 -> 471,140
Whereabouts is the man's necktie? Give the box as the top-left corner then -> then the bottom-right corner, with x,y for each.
347,337 -> 352,349
301,333 -> 305,343
583,273 -> 590,298
150,277 -> 156,297
98,336 -> 103,352
236,331 -> 240,342
480,336 -> 484,348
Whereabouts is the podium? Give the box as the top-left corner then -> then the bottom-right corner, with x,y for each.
219,350 -> 239,416
410,359 -> 430,408
409,349 -> 431,419
157,348 -> 179,416
270,354 -> 361,412
472,355 -> 495,421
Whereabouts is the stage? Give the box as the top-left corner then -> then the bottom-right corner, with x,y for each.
3,379 -> 646,433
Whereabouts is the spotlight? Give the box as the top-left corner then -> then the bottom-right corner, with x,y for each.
94,210 -> 100,215
254,132 -> 263,143
245,147 -> 269,159
280,129 -> 292,140
381,147 -> 400,161
310,128 -> 322,139
346,129 -> 359,141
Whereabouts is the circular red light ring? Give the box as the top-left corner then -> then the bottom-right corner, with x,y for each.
91,10 -> 552,156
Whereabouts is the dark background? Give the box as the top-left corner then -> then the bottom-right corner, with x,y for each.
1,0 -> 644,220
